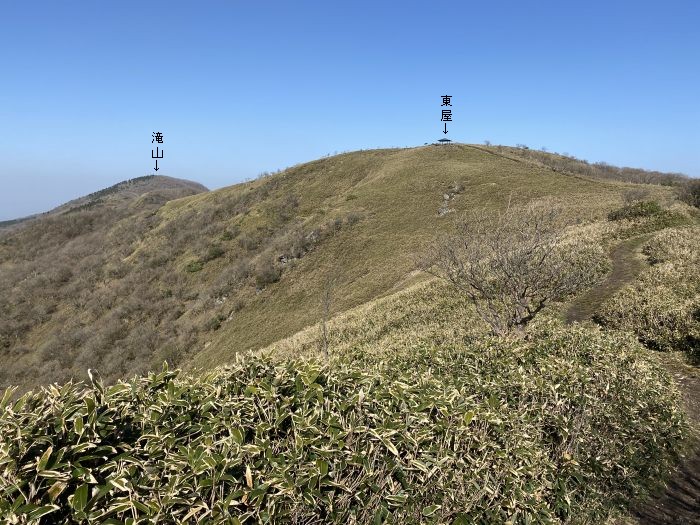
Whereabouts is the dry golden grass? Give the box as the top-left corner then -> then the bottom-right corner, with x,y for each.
0,145 -> 680,390
190,144 -> 659,369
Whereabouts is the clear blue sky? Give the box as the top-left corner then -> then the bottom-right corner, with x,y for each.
1,1 -> 699,220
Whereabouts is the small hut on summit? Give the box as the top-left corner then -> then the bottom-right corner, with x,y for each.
437,138 -> 452,145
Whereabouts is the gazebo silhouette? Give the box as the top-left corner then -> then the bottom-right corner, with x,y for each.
437,138 -> 452,145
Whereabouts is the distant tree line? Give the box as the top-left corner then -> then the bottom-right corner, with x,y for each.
480,144 -> 699,208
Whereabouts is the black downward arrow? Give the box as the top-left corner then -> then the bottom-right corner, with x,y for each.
154,159 -> 159,171
443,123 -> 448,134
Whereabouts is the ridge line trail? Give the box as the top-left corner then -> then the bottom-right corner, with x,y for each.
564,234 -> 650,324
564,234 -> 700,524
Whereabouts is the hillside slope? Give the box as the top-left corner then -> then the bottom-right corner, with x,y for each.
187,144 -> 674,369
2,203 -> 696,522
0,176 -> 208,389
0,145 -> 677,390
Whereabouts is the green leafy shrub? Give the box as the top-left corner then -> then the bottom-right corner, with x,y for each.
607,200 -> 662,221
221,227 -> 240,241
596,226 -> 700,353
0,323 -> 684,523
204,314 -> 226,331
184,260 -> 204,273
607,201 -> 690,238
596,287 -> 699,352
203,245 -> 225,262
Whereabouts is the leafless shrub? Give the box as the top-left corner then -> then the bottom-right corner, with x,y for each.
622,187 -> 652,204
345,211 -> 363,226
678,179 -> 700,208
254,257 -> 282,288
238,233 -> 259,251
420,201 -> 607,336
271,194 -> 300,223
329,217 -> 343,232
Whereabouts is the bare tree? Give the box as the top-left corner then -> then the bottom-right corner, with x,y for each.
420,201 -> 605,336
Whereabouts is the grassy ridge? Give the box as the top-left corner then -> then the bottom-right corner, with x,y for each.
191,144 -> 644,368
1,154 -> 695,522
0,145 -> 678,392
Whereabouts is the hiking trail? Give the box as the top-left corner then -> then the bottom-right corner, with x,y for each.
565,234 -> 700,524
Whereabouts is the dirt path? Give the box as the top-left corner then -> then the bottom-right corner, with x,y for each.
565,234 -> 650,324
565,235 -> 700,523
631,353 -> 700,525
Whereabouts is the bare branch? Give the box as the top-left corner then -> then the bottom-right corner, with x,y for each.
420,201 -> 606,335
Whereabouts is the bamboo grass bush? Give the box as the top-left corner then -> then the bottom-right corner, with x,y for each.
596,225 -> 700,353
0,322 -> 684,524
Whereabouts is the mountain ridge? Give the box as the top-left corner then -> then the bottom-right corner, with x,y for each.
0,175 -> 208,229
0,145 -> 682,391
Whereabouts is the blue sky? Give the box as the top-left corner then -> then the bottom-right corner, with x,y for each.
1,1 -> 699,220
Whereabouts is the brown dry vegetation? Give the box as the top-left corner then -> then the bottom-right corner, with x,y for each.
0,147 -> 698,523
486,145 -> 691,187
421,200 -> 610,335
0,145 -> 686,393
